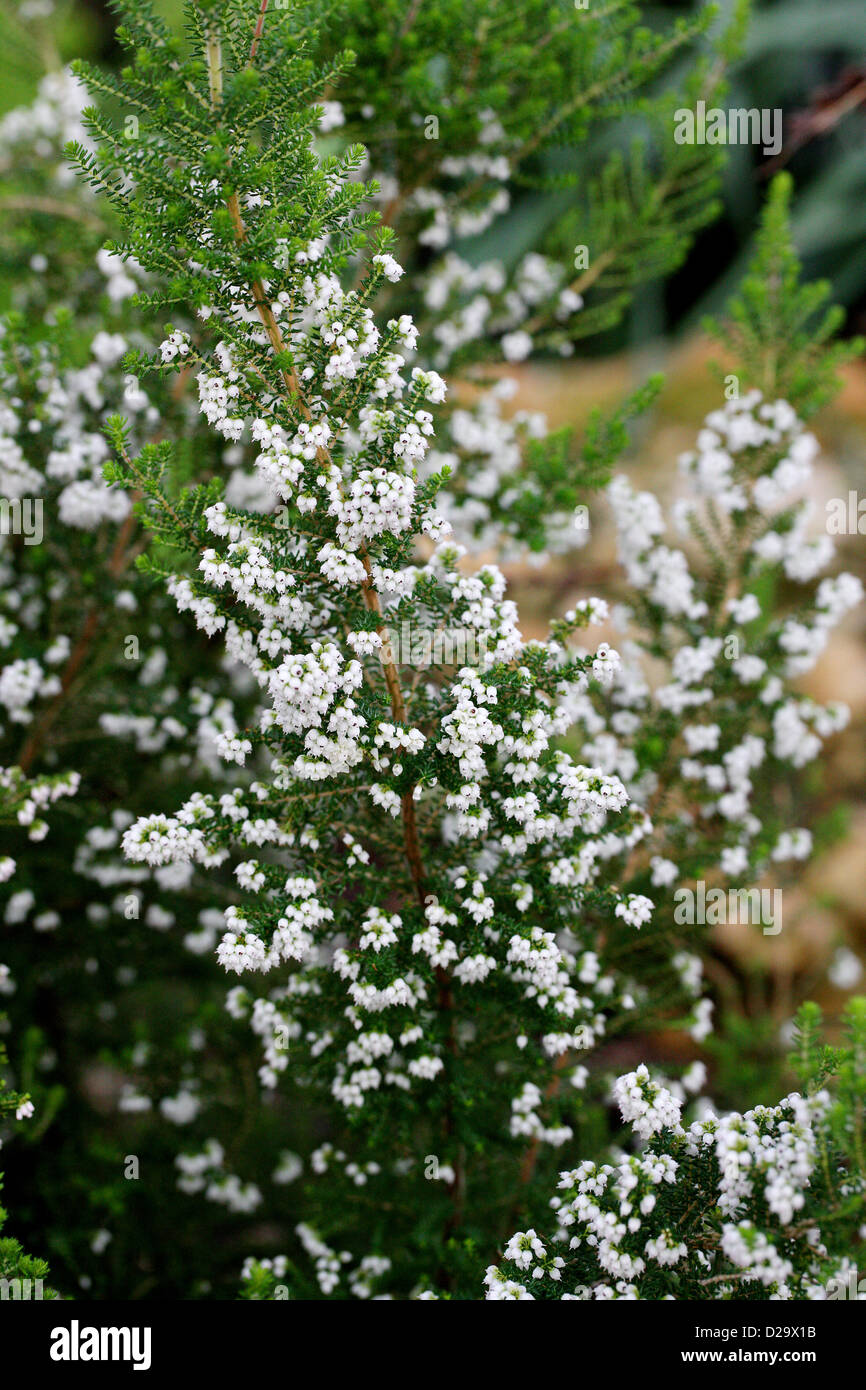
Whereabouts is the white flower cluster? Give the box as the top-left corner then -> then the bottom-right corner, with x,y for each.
175,1139 -> 262,1213
0,316 -> 134,530
487,1069 -> 843,1300
0,765 -> 79,849
573,388 -> 864,898
0,68 -> 92,183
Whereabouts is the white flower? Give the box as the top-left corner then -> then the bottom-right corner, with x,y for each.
501,330 -> 532,362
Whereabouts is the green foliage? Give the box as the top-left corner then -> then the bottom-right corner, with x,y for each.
0,1026 -> 59,1299
705,172 -> 865,417
488,1002 -> 866,1300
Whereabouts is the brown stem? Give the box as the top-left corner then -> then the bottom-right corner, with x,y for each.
248,0 -> 270,64
0,195 -> 105,229
522,250 -> 616,336
17,506 -> 139,773
17,611 -> 101,774
514,1052 -> 569,1198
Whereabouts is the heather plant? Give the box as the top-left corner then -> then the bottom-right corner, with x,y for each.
0,0 -> 740,1298
37,0 -> 861,1302
482,1001 -> 866,1301
0,0 -> 862,1303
